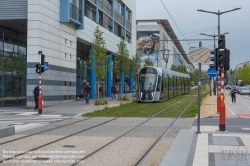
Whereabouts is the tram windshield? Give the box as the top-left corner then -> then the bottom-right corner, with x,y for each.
139,68 -> 158,91
139,73 -> 157,91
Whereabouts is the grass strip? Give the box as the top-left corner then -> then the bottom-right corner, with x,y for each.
156,96 -> 196,118
83,86 -> 208,118
181,86 -> 210,118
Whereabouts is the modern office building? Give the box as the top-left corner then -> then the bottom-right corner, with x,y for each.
0,0 -> 136,107
136,20 -> 191,71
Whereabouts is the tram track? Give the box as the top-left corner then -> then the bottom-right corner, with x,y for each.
0,96 -> 193,165
68,97 -> 190,166
0,118 -> 92,145
0,117 -> 118,164
135,98 -> 196,166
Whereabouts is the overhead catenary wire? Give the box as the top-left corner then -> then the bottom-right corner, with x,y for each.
159,0 -> 190,46
175,26 -> 217,38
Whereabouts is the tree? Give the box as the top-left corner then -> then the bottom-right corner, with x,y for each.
131,52 -> 141,95
114,39 -> 130,99
89,25 -> 108,103
171,64 -> 188,74
236,63 -> 250,84
144,57 -> 154,67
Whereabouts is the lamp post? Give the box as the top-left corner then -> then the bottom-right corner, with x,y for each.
197,8 -> 240,40
200,32 -> 229,51
234,61 -> 250,85
160,49 -> 170,68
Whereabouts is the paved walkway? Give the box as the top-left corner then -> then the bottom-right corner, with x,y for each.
160,91 -> 250,166
0,93 -> 135,132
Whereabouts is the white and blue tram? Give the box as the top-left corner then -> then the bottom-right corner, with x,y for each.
136,66 -> 191,102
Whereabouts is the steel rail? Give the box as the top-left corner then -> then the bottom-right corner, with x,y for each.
135,98 -> 196,166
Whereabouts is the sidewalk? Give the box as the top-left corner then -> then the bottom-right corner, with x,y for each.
160,91 -> 250,166
0,93 -> 135,117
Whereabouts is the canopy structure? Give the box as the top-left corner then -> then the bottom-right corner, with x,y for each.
189,47 -> 211,63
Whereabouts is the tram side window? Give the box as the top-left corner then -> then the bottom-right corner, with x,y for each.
156,75 -> 161,91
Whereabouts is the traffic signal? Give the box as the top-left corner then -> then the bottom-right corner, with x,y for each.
41,54 -> 45,73
225,49 -> 230,71
217,37 -> 226,69
35,63 -> 41,74
209,50 -> 216,69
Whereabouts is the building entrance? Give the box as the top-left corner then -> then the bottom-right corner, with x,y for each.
76,40 -> 91,99
0,26 -> 27,106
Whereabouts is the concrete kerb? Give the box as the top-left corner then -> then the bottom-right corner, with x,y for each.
0,126 -> 15,138
74,98 -> 134,118
225,97 -> 237,116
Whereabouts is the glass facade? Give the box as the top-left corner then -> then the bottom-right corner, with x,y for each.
0,26 -> 27,106
76,41 -> 90,98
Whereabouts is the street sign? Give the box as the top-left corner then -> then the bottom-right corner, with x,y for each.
213,80 -> 217,85
44,62 -> 49,70
207,67 -> 217,78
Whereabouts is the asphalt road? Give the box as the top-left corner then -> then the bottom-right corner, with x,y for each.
225,91 -> 250,118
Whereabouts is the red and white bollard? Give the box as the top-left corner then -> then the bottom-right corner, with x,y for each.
210,78 -> 212,96
38,73 -> 43,114
217,72 -> 221,113
219,68 -> 226,131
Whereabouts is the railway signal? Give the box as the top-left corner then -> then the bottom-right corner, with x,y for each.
225,49 -> 230,71
209,50 -> 216,69
41,54 -> 45,73
35,63 -> 41,74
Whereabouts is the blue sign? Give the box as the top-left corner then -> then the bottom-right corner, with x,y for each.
207,67 -> 217,78
213,80 -> 217,85
44,62 -> 49,70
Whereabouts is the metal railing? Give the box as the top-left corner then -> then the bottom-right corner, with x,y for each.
69,3 -> 82,23
126,20 -> 131,32
114,10 -> 124,26
98,0 -> 112,17
89,0 -> 96,4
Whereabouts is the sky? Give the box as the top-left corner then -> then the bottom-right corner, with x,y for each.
136,0 -> 250,70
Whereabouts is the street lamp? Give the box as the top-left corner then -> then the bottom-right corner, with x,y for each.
234,60 -> 250,85
197,8 -> 241,40
160,49 -> 171,68
200,32 -> 229,51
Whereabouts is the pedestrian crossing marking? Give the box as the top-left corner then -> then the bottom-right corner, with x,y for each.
15,123 -> 41,131
39,115 -> 62,117
16,112 -> 38,116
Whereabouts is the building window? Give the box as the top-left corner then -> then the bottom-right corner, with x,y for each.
69,0 -> 82,22
0,26 -> 27,106
126,8 -> 132,22
99,11 -> 103,26
114,22 -> 124,39
114,0 -> 122,15
126,31 -> 131,44
85,1 -> 96,22
108,26 -> 112,32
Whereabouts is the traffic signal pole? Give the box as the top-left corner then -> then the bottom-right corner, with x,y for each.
37,51 -> 43,114
38,73 -> 43,114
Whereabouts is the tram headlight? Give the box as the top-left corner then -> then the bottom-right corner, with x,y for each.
151,92 -> 155,98
140,92 -> 143,98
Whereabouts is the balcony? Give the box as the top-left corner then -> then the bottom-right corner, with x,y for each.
88,0 -> 95,5
126,20 -> 131,32
98,0 -> 112,17
114,10 -> 124,26
60,0 -> 84,29
69,3 -> 82,23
